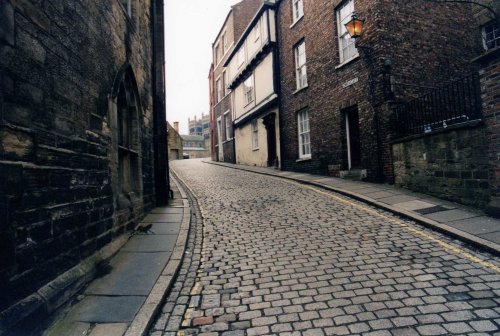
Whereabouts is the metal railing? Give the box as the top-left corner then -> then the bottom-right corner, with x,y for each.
393,73 -> 482,138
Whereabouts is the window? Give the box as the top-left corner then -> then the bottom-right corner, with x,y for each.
116,71 -> 141,196
254,22 -> 261,41
222,32 -> 228,54
216,77 -> 223,102
336,0 -> 358,63
295,41 -> 307,90
224,70 -> 229,95
251,119 -> 259,149
215,43 -> 220,64
483,21 -> 500,51
120,0 -> 132,17
292,0 -> 304,23
244,75 -> 254,105
238,48 -> 245,68
298,110 -> 311,158
224,112 -> 231,140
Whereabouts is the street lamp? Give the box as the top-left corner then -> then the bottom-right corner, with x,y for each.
344,12 -> 364,39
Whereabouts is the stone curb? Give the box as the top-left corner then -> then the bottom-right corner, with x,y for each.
124,172 -> 192,336
204,160 -> 500,257
0,235 -> 130,335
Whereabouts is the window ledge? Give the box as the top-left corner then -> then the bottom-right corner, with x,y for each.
252,147 -> 260,151
296,156 -> 311,162
335,54 -> 360,70
290,15 -> 304,29
223,138 -> 234,144
293,85 -> 308,95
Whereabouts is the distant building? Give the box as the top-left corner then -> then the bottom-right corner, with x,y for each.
181,135 -> 209,159
188,113 -> 211,152
168,122 -> 183,160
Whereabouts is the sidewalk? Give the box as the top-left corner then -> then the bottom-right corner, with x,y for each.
204,160 -> 500,256
42,177 -> 191,336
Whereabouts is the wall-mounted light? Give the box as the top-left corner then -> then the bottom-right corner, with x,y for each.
345,12 -> 364,39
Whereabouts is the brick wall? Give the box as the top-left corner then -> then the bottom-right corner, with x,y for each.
0,0 -> 158,312
277,0 -> 480,180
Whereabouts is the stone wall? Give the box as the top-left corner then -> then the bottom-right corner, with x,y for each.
0,0 -> 159,316
167,122 -> 183,161
392,124 -> 491,208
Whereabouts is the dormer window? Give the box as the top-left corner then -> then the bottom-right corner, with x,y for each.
483,21 -> 499,51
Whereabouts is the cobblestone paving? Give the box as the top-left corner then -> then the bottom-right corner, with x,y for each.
150,160 -> 500,336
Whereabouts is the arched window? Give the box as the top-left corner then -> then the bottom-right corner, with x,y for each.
115,71 -> 141,197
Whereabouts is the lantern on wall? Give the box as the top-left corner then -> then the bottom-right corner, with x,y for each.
345,12 -> 364,39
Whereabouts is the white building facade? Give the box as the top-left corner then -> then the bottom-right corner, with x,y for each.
225,2 -> 281,168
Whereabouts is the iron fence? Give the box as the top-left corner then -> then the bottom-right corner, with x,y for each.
393,73 -> 482,138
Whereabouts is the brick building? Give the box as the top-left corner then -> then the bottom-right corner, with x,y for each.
0,0 -> 167,332
277,0 -> 481,182
209,0 -> 264,163
225,1 -> 281,167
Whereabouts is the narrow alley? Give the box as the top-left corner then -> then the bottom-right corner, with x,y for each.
150,159 -> 500,336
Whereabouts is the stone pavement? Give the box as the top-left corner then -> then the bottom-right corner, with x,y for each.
151,159 -> 500,336
205,160 -> 500,255
41,178 -> 190,336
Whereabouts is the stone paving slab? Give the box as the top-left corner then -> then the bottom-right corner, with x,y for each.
377,194 -> 420,205
146,222 -> 182,234
446,216 -> 500,235
360,190 -> 396,199
67,296 -> 145,323
478,231 -> 500,244
89,323 -> 128,336
86,251 -> 171,296
143,213 -> 183,223
424,209 -> 480,223
395,200 -> 437,211
150,207 -> 184,214
121,234 -> 178,252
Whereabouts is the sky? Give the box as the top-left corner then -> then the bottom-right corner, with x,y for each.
164,0 -> 241,135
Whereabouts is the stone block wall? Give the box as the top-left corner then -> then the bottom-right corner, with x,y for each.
392,124 -> 491,208
0,0 -> 157,314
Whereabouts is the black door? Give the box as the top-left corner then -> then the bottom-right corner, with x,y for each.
345,106 -> 361,169
263,113 -> 277,167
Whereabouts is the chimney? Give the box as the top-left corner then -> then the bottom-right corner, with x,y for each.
173,122 -> 179,133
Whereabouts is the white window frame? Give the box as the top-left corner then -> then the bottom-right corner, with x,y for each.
292,0 -> 304,23
215,43 -> 220,65
216,77 -> 222,102
223,70 -> 229,96
482,21 -> 500,51
251,119 -> 259,150
295,41 -> 307,90
244,75 -> 254,106
298,109 -> 311,159
224,111 -> 231,141
222,31 -> 228,54
237,48 -> 245,68
336,0 -> 358,64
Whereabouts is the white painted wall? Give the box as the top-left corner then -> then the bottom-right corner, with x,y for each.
235,108 -> 280,167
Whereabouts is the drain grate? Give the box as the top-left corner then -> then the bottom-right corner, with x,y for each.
414,205 -> 449,215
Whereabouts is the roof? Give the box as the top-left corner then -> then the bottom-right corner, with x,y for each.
181,135 -> 204,141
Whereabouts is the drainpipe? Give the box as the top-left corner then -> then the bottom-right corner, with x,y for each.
151,0 -> 169,205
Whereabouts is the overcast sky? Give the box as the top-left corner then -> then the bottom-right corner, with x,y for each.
164,0 -> 241,134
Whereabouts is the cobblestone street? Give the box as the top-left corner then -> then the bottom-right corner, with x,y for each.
150,159 -> 500,336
